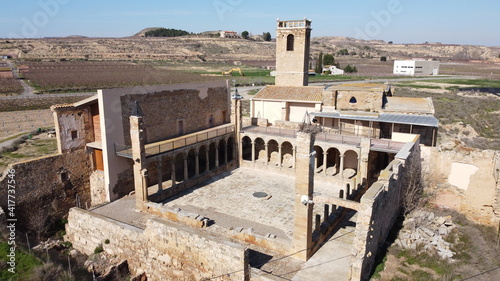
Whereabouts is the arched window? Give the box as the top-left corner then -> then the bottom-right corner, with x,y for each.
349,97 -> 357,103
286,34 -> 294,51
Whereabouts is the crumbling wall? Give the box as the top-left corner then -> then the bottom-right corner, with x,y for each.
65,208 -> 249,281
350,141 -> 419,281
120,86 -> 230,145
0,150 -> 92,233
52,106 -> 93,153
423,147 -> 499,226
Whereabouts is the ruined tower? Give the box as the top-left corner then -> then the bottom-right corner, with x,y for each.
275,18 -> 312,87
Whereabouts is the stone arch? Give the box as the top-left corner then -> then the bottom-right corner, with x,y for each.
268,139 -> 279,166
287,34 -> 294,51
218,139 -> 226,166
187,149 -> 196,178
227,136 -> 235,162
281,141 -> 294,168
242,136 -> 252,161
254,138 -> 265,163
161,157 -> 173,188
314,145 -> 324,171
344,150 -> 359,175
208,142 -> 216,170
198,145 -> 208,172
175,153 -> 185,182
326,147 -> 340,175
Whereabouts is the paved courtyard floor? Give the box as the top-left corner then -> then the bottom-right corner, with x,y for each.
162,167 -> 341,240
91,167 -> 356,280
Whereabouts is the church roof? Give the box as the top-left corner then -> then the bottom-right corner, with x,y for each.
252,86 -> 324,102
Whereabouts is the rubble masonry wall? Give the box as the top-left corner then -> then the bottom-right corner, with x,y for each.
65,208 -> 249,281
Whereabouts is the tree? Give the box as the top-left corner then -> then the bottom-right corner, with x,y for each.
263,32 -> 272,42
380,56 -> 387,62
344,64 -> 357,73
388,41 -> 393,44
241,31 -> 249,39
337,49 -> 349,56
145,28 -> 190,37
315,52 -> 323,74
323,54 -> 335,66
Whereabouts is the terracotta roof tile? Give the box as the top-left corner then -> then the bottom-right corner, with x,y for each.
253,86 -> 323,102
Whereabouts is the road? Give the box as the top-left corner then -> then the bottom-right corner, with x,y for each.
7,61 -> 35,96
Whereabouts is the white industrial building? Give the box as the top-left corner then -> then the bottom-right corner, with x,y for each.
393,59 -> 440,76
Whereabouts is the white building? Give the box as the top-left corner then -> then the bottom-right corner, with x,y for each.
220,31 -> 240,38
393,59 -> 440,76
323,65 -> 345,75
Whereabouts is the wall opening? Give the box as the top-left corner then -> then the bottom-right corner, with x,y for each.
286,34 -> 294,51
177,119 -> 185,135
349,97 -> 357,104
71,130 -> 78,140
60,172 -> 69,182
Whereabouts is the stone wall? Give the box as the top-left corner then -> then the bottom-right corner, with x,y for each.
52,106 -> 93,153
120,86 -> 230,145
0,150 -> 92,232
336,90 -> 383,112
350,141 -> 420,280
89,170 -> 106,206
65,208 -> 249,281
422,147 -> 499,227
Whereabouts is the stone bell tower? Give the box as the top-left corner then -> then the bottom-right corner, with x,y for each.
275,18 -> 312,87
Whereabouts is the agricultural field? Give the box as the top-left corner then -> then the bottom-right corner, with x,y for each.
23,61 -> 222,93
0,78 -> 23,95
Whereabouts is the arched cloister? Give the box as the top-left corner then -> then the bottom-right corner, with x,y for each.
187,149 -> 196,178
227,137 -> 235,162
208,142 -> 216,170
254,138 -> 265,163
268,139 -> 279,166
281,141 -> 294,168
242,136 -> 252,161
218,139 -> 227,166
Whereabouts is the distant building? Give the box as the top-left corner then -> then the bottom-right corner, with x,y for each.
393,59 -> 440,76
220,31 -> 240,39
323,65 -> 345,75
0,64 -> 13,79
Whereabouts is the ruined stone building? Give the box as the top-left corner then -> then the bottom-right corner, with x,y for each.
0,19 -> 441,281
52,19 -> 432,281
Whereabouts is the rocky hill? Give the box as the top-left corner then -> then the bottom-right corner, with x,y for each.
1,35 -> 498,63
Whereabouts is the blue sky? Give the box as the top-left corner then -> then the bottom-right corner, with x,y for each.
1,0 -> 499,46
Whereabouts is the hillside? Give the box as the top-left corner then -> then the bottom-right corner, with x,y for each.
311,36 -> 500,61
1,35 -> 498,63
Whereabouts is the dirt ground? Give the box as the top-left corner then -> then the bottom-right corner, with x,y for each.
0,132 -> 58,174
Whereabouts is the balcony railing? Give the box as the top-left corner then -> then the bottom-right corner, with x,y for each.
242,125 -> 405,152
115,124 -> 235,158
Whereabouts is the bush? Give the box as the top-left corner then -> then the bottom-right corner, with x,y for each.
344,64 -> 358,73
94,245 -> 104,254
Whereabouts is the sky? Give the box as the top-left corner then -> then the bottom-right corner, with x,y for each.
1,0 -> 499,46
